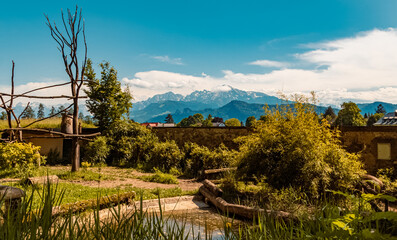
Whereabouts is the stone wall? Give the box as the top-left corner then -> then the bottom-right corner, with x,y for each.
151,127 -> 251,149
340,126 -> 397,174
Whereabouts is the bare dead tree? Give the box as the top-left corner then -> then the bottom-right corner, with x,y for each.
45,6 -> 88,172
0,61 -> 22,142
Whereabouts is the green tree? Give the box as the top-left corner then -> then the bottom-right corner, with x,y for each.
49,106 -> 56,117
323,106 -> 336,122
202,114 -> 213,127
21,105 -> 35,119
165,114 -> 174,123
79,112 -> 84,120
367,113 -> 384,126
57,105 -> 65,117
84,59 -> 133,131
37,103 -> 45,119
237,95 -> 365,197
245,116 -> 256,128
0,111 -> 7,120
178,113 -> 204,127
225,118 -> 241,127
335,102 -> 366,126
375,104 -> 387,114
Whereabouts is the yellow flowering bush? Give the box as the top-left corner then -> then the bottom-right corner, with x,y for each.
0,142 -> 43,171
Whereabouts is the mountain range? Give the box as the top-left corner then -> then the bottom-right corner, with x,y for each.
7,86 -> 397,123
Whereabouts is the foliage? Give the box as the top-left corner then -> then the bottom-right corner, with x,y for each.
104,120 -> 158,167
84,59 -> 133,131
367,113 -> 384,126
225,118 -> 241,127
20,105 -> 35,119
164,114 -> 174,123
182,143 -> 237,177
139,168 -> 179,184
202,114 -> 213,127
48,106 -> 56,117
0,111 -> 6,120
37,103 -> 45,119
82,136 -> 110,164
237,94 -> 366,197
145,140 -> 183,172
376,104 -> 387,114
323,106 -> 336,124
335,101 -> 366,126
245,116 -> 256,128
177,113 -> 204,127
0,142 -> 43,176
45,148 -> 64,165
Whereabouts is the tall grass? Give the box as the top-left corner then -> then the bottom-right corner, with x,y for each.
0,183 -> 396,239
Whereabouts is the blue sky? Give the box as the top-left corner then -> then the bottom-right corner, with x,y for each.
2,0 -> 397,106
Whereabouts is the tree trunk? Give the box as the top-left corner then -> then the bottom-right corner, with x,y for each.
71,87 -> 80,172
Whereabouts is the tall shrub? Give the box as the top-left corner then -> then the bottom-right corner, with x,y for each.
237,94 -> 365,197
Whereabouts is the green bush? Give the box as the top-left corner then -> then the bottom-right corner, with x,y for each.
182,143 -> 237,177
146,140 -> 183,172
237,94 -> 365,198
104,120 -> 158,166
0,142 -> 44,176
139,168 -> 179,184
82,136 -> 110,164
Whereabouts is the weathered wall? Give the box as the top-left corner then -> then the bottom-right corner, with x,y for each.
151,127 -> 251,149
340,126 -> 397,174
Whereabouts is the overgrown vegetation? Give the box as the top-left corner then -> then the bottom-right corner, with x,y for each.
0,142 -> 44,178
236,94 -> 366,198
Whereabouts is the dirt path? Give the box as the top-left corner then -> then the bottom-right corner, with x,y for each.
63,178 -> 202,191
36,166 -> 203,191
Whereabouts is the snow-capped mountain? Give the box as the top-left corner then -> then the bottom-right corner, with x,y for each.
132,86 -> 282,111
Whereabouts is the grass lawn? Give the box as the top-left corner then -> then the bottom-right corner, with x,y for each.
2,181 -> 196,209
0,166 -> 198,209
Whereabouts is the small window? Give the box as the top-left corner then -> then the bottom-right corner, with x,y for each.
377,143 -> 391,160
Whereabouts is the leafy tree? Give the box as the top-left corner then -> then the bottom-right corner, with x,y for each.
84,59 -> 133,131
367,113 -> 384,126
364,113 -> 368,119
335,102 -> 366,126
0,111 -> 6,120
202,114 -> 213,127
178,113 -> 204,127
225,118 -> 241,127
84,115 -> 94,125
212,117 -> 223,123
165,114 -> 174,123
323,106 -> 336,123
37,103 -> 45,119
49,106 -> 56,117
237,94 -> 365,198
79,112 -> 84,120
375,104 -> 387,114
245,116 -> 256,128
21,105 -> 35,119
193,113 -> 204,123
57,105 -> 65,117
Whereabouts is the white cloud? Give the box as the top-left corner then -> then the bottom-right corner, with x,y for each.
151,55 -> 184,65
0,81 -> 87,106
8,29 -> 397,106
248,59 -> 289,68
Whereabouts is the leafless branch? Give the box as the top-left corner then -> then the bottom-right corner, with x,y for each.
0,93 -> 87,99
17,102 -> 31,121
0,128 -> 101,138
22,103 -> 73,128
